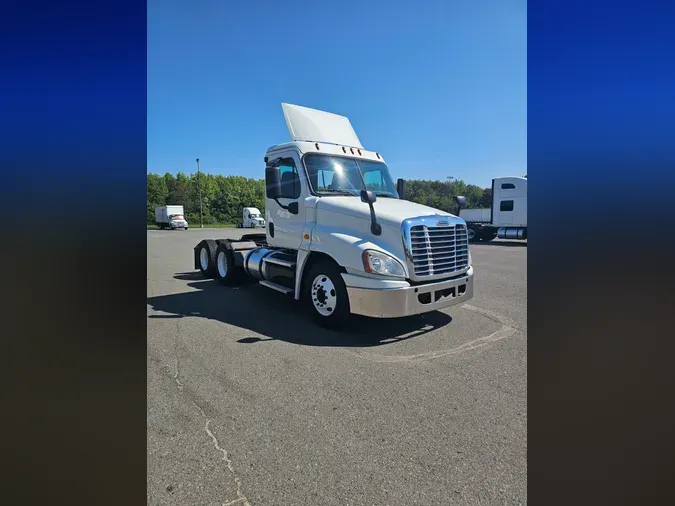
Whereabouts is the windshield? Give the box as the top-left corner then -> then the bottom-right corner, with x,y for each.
170,215 -> 184,220
304,154 -> 399,198
250,214 -> 260,218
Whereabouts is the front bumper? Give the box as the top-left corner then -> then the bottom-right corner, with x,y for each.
346,267 -> 473,318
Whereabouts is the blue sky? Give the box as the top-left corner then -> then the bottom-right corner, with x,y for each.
148,0 -> 526,188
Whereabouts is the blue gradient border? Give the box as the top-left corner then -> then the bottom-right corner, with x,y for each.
1,1 -> 147,504
529,0 -> 675,503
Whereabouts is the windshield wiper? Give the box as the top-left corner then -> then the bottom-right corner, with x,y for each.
320,188 -> 358,196
374,192 -> 395,198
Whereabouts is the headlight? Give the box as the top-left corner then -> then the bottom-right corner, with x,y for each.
362,250 -> 406,277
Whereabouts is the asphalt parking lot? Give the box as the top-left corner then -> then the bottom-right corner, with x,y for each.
147,228 -> 527,505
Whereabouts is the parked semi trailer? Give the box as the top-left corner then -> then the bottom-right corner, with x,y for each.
459,176 -> 527,242
193,103 -> 474,328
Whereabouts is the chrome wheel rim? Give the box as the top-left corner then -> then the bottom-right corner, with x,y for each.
468,228 -> 476,240
217,251 -> 228,278
200,248 -> 209,270
311,274 -> 337,316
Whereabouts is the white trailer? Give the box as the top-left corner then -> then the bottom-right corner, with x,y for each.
237,207 -> 266,228
459,177 -> 527,242
155,205 -> 189,230
193,103 -> 473,329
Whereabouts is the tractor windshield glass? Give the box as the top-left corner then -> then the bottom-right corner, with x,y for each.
303,154 -> 399,198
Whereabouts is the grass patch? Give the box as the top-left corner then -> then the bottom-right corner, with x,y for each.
147,223 -> 237,230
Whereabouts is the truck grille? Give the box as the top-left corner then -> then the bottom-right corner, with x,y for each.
408,224 -> 469,277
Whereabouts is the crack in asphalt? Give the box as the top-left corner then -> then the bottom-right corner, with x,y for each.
192,401 -> 252,506
172,321 -> 184,389
168,320 -> 251,506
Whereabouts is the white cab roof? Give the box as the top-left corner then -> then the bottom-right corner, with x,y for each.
266,140 -> 385,163
281,103 -> 363,149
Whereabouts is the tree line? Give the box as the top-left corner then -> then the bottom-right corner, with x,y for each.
147,172 -> 492,225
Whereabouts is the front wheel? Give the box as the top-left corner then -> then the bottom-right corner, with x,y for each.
303,261 -> 351,329
467,226 -> 479,242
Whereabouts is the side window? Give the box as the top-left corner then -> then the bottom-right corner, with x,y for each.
501,183 -> 516,189
500,200 -> 514,212
267,158 -> 301,199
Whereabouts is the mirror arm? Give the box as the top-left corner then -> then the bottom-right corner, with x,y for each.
273,197 -> 299,215
368,203 -> 382,236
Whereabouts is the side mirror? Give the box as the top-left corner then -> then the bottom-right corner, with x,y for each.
454,195 -> 467,208
360,189 -> 377,204
265,165 -> 281,199
287,202 -> 299,215
396,178 -> 407,200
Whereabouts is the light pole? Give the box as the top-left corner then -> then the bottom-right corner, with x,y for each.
196,158 -> 203,228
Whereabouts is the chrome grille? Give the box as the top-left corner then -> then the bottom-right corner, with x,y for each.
408,224 -> 469,278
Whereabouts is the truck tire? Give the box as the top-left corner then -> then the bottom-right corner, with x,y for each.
467,226 -> 479,242
480,230 -> 497,242
214,243 -> 241,285
197,240 -> 218,278
303,260 -> 351,329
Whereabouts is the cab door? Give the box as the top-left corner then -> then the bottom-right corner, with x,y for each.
265,151 -> 307,249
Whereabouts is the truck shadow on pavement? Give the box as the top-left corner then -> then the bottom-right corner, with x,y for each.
146,272 -> 453,348
474,241 -> 527,247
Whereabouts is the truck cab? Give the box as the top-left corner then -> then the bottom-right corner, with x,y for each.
459,176 -> 527,242
243,207 -> 265,228
194,103 -> 473,328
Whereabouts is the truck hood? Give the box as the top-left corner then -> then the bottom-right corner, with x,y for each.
316,197 -> 458,228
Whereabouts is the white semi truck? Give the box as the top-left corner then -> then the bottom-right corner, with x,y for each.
155,205 -> 189,230
459,176 -> 527,242
193,103 -> 474,328
237,207 -> 266,228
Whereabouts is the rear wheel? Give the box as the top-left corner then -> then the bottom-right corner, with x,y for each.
215,243 -> 240,285
303,260 -> 350,329
197,240 -> 217,278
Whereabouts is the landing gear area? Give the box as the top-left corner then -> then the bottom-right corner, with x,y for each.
467,225 -> 497,243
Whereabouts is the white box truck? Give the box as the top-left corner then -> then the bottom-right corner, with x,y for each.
459,177 -> 527,242
155,205 -> 189,230
237,207 -> 266,228
193,103 -> 473,328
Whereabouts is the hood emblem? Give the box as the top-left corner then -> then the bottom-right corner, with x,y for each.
436,220 -> 449,226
